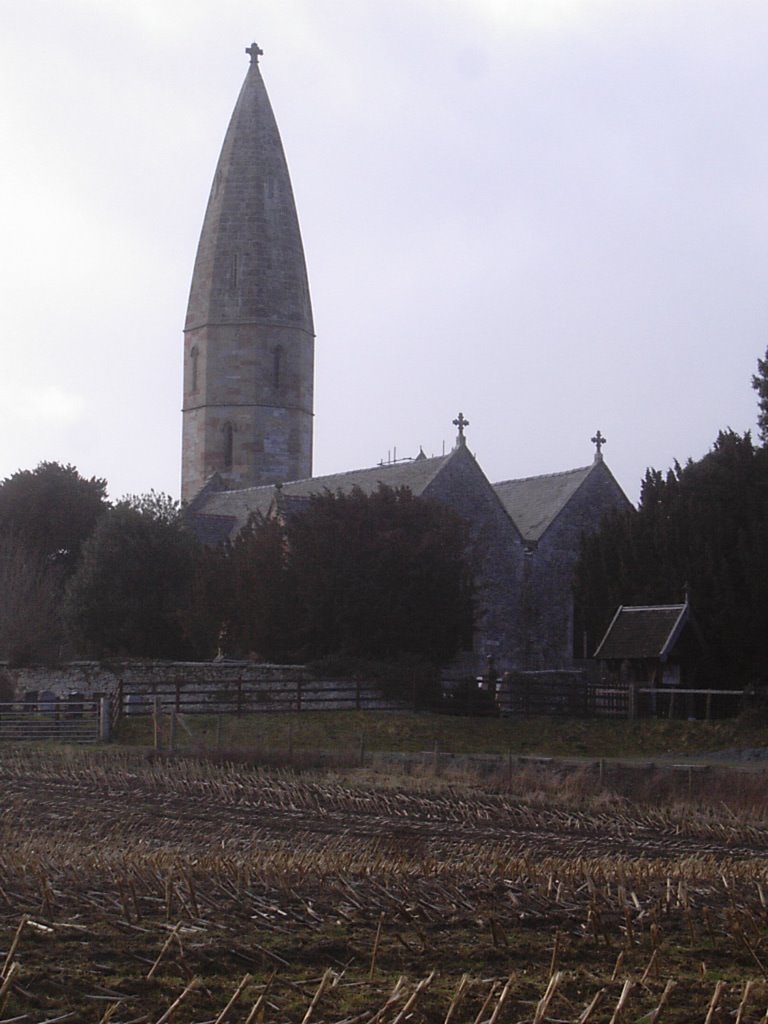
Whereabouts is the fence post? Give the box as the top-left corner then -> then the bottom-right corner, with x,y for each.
169,710 -> 177,753
355,677 -> 361,711
110,680 -> 124,735
296,677 -> 302,713
237,678 -> 243,717
153,696 -> 162,752
705,691 -> 712,721
99,697 -> 111,743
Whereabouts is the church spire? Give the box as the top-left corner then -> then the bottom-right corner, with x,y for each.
182,45 -> 315,502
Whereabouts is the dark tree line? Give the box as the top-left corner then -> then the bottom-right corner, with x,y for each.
575,348 -> 768,684
0,466 -> 474,675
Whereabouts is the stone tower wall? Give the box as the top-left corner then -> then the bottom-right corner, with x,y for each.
182,321 -> 313,497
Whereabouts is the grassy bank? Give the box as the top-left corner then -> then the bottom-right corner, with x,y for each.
114,708 -> 768,760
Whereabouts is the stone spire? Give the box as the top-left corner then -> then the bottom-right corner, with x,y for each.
182,45 -> 315,502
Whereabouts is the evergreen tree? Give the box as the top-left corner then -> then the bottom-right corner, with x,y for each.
65,492 -> 212,659
0,462 -> 109,662
575,430 -> 768,682
752,346 -> 768,445
0,531 -> 63,664
224,485 -> 475,666
0,462 -> 108,573
223,513 -> 294,661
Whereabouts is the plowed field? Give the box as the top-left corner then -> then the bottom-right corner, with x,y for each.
1,747 -> 768,1023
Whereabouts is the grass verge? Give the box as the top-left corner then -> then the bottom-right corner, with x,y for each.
114,708 -> 768,760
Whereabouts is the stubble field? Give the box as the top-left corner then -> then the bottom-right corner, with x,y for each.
1,745 -> 768,1023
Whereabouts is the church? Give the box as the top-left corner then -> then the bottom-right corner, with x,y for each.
182,44 -> 631,674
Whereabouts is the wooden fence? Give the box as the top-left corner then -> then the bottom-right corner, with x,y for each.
494,678 -> 745,719
0,679 -> 748,743
111,678 -> 749,724
633,686 -> 745,720
0,698 -> 108,743
494,679 -> 629,717
113,677 -> 407,722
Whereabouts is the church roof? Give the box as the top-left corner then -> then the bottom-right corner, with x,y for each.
594,604 -> 688,661
493,464 -> 596,542
190,447 -> 627,545
185,45 -> 313,333
195,453 -> 452,534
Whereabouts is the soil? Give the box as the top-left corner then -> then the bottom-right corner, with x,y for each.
1,747 -> 767,1023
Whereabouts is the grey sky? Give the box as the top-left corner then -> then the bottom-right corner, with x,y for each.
2,0 -> 767,503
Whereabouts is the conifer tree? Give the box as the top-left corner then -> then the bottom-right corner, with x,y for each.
752,346 -> 768,445
575,429 -> 768,682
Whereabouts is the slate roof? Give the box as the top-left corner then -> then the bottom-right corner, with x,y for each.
193,453 -> 452,535
189,449 -> 629,545
187,512 -> 239,547
594,604 -> 688,661
493,464 -> 595,542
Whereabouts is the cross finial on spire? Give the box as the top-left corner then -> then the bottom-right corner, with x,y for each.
453,412 -> 469,446
246,42 -> 263,64
591,429 -> 606,460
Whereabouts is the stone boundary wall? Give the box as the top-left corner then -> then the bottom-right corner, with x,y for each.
0,662 -> 403,713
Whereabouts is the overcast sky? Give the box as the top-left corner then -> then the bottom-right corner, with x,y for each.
2,0 -> 767,504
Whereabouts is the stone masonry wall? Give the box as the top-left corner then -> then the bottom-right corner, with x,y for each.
0,662 -> 399,713
424,445 -> 526,672
525,462 -> 631,669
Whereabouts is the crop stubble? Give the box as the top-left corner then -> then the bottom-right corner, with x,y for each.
1,748 -> 768,1022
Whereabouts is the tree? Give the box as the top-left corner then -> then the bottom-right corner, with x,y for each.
0,462 -> 108,662
0,462 -> 108,573
224,514 -> 295,660
65,492 -> 214,659
225,485 -> 475,666
575,430 -> 768,682
0,531 -> 63,664
752,346 -> 768,445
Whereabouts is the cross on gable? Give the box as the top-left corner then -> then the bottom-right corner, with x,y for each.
453,412 -> 469,446
453,412 -> 469,435
246,42 -> 263,64
591,430 -> 607,456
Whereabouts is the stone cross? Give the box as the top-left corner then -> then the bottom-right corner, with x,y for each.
246,42 -> 263,64
453,412 -> 469,438
591,430 -> 607,456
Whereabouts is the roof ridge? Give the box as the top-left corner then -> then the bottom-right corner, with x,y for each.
206,452 -> 453,498
493,463 -> 593,487
621,604 -> 686,612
